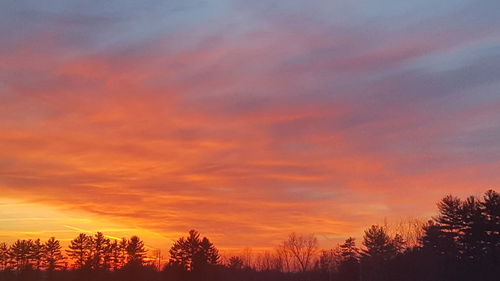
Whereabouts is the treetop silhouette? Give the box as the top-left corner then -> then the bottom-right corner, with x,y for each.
0,189 -> 498,281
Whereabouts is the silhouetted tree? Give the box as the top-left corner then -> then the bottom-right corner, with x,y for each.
107,240 -> 122,270
361,225 -> 399,281
460,196 -> 486,261
254,251 -> 281,271
66,233 -> 92,269
227,256 -> 244,270
126,236 -> 147,266
276,243 -> 292,272
0,242 -> 8,270
338,237 -> 360,281
282,233 -> 318,273
30,239 -> 43,270
340,237 -> 359,261
43,237 -> 64,271
435,195 -> 463,255
418,190 -> 500,281
383,218 -> 426,248
391,234 -> 406,254
482,190 -> 500,257
318,247 -> 340,280
0,189 -> 497,281
9,240 -> 33,271
481,189 -> 500,280
362,225 -> 398,261
199,237 -> 219,265
89,232 -> 111,270
421,220 -> 455,255
168,230 -> 219,272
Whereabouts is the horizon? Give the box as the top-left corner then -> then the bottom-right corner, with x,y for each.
1,0 -> 500,256
0,188 -> 496,269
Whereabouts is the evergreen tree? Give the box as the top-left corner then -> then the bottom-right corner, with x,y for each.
435,195 -> 463,248
361,225 -> 398,281
338,238 -> 360,281
119,238 -> 129,266
340,237 -> 359,261
169,230 -> 219,272
460,196 -> 486,261
30,238 -> 44,270
107,240 -> 122,270
362,225 -> 397,261
126,236 -> 147,266
90,232 -> 110,270
199,237 -> 219,265
66,233 -> 92,269
9,240 -> 33,271
422,220 -> 456,255
482,190 -> 500,256
44,237 -> 64,271
0,242 -> 8,270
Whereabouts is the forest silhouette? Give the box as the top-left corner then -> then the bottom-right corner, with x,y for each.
0,189 -> 498,281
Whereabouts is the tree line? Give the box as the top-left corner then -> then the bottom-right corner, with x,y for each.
0,189 -> 498,281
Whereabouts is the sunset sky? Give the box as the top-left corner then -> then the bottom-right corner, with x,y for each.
1,0 -> 500,254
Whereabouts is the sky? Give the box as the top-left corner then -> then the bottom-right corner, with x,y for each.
1,0 -> 500,254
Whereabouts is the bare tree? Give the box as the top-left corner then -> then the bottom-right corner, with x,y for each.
227,256 -> 244,270
241,247 -> 253,269
276,243 -> 292,272
254,251 -> 282,271
318,246 -> 341,274
282,233 -> 318,272
383,217 -> 426,248
152,249 -> 163,271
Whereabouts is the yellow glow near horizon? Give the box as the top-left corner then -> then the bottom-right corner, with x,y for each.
0,199 -> 172,251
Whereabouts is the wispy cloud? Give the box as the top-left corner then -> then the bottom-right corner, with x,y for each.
1,0 -> 499,250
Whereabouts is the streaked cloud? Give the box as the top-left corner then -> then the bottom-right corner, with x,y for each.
1,0 -> 499,250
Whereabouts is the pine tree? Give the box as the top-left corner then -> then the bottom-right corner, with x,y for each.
126,236 -> 147,266
362,225 -> 397,261
361,225 -> 398,281
340,237 -> 359,261
199,237 -> 219,265
31,238 -> 44,270
461,196 -> 487,261
90,232 -> 110,270
9,240 -> 33,270
44,237 -> 64,271
107,240 -> 121,270
435,195 -> 463,246
66,233 -> 92,269
482,190 -> 500,256
169,230 -> 219,272
338,237 -> 360,281
0,242 -> 8,270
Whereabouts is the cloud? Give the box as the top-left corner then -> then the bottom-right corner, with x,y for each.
1,0 -> 500,250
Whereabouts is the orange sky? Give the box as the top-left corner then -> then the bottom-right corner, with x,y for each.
1,0 -> 500,255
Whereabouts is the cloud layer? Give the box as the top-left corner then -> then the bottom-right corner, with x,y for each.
1,0 -> 500,250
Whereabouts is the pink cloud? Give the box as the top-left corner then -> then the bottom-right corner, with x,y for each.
1,17 -> 499,252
